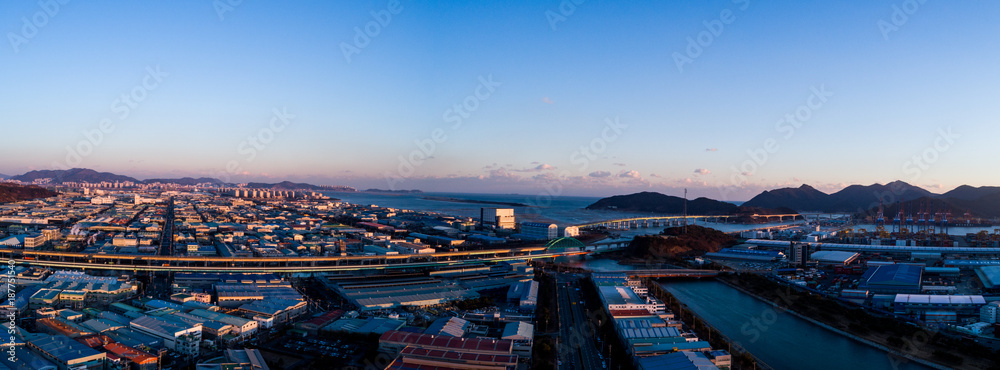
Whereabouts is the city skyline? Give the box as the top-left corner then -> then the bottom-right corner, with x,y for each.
3,1 -> 998,200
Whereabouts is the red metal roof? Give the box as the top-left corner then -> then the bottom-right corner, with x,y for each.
609,309 -> 655,317
302,309 -> 344,326
104,343 -> 158,364
380,331 -> 513,354
400,346 -> 517,365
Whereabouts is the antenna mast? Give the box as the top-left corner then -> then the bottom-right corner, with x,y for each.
683,188 -> 688,234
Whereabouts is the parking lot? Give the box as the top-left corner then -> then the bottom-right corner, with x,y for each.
279,337 -> 364,363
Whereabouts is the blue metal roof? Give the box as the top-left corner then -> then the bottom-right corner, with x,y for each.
861,264 -> 922,287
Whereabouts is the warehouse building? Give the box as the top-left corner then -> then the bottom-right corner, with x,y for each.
501,321 -> 534,359
378,330 -> 514,357
893,294 -> 986,323
636,351 -> 719,370
327,276 -> 480,311
858,264 -> 923,294
976,266 -> 1000,292
27,334 -> 107,370
809,251 -> 861,266
130,315 -> 202,357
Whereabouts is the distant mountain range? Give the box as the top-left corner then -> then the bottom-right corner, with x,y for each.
585,191 -> 796,220
743,181 -> 1000,219
0,173 -> 9,179
245,181 -> 354,191
7,168 -> 355,192
12,168 -> 140,184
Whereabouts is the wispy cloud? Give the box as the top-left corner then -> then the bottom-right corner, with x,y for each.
513,163 -> 555,172
589,171 -> 612,178
694,168 -> 711,175
613,162 -> 627,167
617,170 -> 641,179
542,97 -> 554,104
706,148 -> 718,152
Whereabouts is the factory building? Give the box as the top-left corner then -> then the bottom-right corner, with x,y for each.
519,222 -> 558,240
809,251 -> 861,266
893,294 -> 986,323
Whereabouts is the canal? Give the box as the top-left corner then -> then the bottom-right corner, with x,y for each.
662,280 -> 935,370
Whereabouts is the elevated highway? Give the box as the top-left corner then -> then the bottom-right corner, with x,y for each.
594,269 -> 719,278
0,246 -> 583,273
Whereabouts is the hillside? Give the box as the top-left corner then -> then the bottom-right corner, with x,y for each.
0,183 -> 59,204
742,184 -> 832,211
941,185 -> 1000,201
625,225 -> 736,259
585,192 -> 737,215
7,168 -> 356,192
12,168 -> 140,184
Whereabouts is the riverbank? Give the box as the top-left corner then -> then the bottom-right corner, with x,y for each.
646,279 -> 770,370
715,277 -> 950,370
718,274 -> 993,369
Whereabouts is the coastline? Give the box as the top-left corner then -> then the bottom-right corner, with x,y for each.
420,196 -> 533,208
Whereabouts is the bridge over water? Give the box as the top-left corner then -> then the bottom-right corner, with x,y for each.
574,214 -> 804,230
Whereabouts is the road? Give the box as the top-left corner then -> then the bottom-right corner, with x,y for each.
556,273 -> 605,370
151,198 -> 174,299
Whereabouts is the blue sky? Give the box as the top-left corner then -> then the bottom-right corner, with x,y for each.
1,0 -> 997,200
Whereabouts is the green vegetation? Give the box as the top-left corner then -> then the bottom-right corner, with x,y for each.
625,225 -> 736,259
453,296 -> 495,310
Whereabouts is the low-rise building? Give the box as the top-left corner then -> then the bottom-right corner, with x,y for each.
27,334 -> 107,370
130,315 -> 202,357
